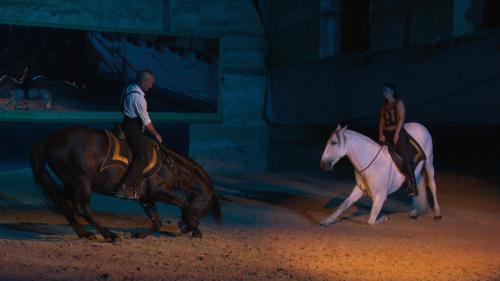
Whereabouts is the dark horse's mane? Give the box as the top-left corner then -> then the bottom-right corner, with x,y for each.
160,145 -> 223,224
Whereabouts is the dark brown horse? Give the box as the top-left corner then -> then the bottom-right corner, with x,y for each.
30,125 -> 222,241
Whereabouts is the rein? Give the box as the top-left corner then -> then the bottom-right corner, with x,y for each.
356,144 -> 384,173
159,143 -> 215,204
159,144 -> 181,188
338,129 -> 384,174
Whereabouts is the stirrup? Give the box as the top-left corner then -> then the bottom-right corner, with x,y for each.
114,184 -> 139,200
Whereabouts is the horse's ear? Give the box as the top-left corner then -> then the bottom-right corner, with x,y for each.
342,125 -> 348,131
336,124 -> 341,131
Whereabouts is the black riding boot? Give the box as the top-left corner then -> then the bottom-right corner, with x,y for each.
114,154 -> 146,199
403,164 -> 418,196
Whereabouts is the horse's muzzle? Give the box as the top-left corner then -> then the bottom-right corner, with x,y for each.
320,160 -> 334,171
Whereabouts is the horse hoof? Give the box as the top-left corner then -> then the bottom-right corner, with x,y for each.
434,215 -> 442,221
409,215 -> 418,220
106,233 -> 122,243
178,221 -> 192,234
132,232 -> 148,239
319,222 -> 329,227
81,233 -> 98,241
191,229 -> 203,238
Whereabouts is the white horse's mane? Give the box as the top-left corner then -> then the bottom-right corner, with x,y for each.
344,129 -> 379,147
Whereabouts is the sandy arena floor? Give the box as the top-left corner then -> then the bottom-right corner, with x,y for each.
0,168 -> 498,281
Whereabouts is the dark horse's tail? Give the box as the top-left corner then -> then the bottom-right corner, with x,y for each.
30,141 -> 64,212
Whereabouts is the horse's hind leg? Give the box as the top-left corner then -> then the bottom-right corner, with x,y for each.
410,170 -> 426,219
72,179 -> 119,242
62,189 -> 96,240
133,202 -> 163,239
425,157 -> 441,220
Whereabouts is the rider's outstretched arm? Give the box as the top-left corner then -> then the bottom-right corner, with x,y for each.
135,97 -> 163,144
145,122 -> 162,143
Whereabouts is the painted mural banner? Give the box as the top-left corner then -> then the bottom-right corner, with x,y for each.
0,24 -> 220,121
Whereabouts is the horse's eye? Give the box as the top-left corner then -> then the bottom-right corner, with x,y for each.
331,141 -> 337,145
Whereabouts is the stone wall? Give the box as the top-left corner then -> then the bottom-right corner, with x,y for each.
0,0 -> 269,171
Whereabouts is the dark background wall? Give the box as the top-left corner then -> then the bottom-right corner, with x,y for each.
267,34 -> 500,125
268,0 -> 321,66
0,0 -> 269,172
0,0 -> 498,176
0,122 -> 189,171
265,0 -> 500,173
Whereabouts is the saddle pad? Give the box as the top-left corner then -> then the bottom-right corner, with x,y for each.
408,134 -> 426,164
100,130 -> 162,179
388,132 -> 427,173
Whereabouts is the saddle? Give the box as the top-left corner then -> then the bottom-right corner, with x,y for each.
387,132 -> 426,174
100,125 -> 164,179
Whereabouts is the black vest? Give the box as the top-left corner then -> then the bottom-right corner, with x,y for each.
383,99 -> 399,128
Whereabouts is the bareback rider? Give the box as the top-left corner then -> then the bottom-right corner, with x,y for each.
113,69 -> 163,199
378,83 -> 418,196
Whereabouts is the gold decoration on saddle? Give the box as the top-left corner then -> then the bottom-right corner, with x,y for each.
101,130 -> 159,176
111,133 -> 129,164
409,138 -> 423,162
143,148 -> 157,174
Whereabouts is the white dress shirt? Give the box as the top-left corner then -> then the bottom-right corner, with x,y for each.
121,84 -> 152,126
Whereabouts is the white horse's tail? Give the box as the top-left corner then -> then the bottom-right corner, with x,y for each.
415,167 -> 429,213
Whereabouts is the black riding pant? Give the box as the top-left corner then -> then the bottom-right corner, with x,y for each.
120,116 -> 147,186
384,129 -> 417,189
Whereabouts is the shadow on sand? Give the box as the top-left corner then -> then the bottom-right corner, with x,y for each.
219,182 -> 417,225
0,222 -> 179,241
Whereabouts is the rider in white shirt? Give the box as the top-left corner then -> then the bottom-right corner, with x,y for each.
114,70 -> 163,199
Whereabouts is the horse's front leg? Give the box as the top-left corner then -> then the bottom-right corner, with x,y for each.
320,185 -> 364,226
157,190 -> 200,237
133,202 -> 163,239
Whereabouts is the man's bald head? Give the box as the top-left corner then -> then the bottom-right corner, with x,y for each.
136,69 -> 155,93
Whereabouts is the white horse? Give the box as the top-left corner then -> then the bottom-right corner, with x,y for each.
319,123 -> 441,226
